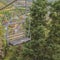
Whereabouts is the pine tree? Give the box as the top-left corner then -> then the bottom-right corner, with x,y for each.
48,0 -> 60,60
22,0 -> 51,60
22,0 -> 60,60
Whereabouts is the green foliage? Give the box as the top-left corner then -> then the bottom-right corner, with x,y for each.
22,0 -> 50,60
1,0 -> 60,60
48,0 -> 60,60
21,0 -> 60,60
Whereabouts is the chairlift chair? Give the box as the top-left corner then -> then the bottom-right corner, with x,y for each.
4,0 -> 32,46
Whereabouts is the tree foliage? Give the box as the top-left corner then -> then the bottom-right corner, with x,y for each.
1,0 -> 60,60
21,0 -> 60,60
22,0 -> 50,60
49,0 -> 60,60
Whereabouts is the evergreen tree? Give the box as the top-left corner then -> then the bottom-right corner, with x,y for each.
48,0 -> 60,60
22,0 -> 51,60
22,0 -> 60,60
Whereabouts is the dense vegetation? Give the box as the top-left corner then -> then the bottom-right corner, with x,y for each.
0,0 -> 60,60
20,0 -> 60,60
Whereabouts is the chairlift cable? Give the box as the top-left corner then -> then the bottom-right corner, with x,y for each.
0,0 -> 17,10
